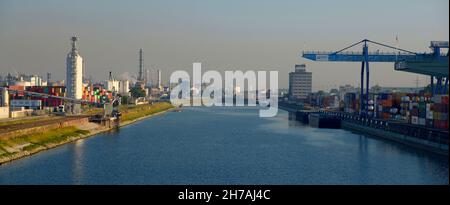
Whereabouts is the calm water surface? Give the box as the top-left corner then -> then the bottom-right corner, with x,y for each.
0,106 -> 448,184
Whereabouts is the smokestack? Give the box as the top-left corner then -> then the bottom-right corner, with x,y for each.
138,49 -> 143,82
109,71 -> 112,80
47,73 -> 51,83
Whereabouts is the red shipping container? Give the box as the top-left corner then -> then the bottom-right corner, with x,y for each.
441,96 -> 449,104
410,108 -> 419,116
8,85 -> 25,91
434,120 -> 449,130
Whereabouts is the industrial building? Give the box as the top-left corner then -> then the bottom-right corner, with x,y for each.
105,72 -> 130,96
66,36 -> 83,114
1,74 -> 47,87
66,36 -> 83,100
106,72 -> 120,93
119,80 -> 130,96
288,64 -> 312,101
147,69 -> 162,89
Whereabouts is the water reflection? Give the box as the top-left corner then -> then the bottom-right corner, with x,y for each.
72,139 -> 85,184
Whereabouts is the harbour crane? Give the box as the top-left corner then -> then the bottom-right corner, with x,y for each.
302,39 -> 448,117
395,41 -> 448,95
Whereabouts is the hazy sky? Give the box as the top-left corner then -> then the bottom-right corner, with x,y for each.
0,0 -> 448,90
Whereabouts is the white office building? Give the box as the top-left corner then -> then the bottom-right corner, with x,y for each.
289,64 -> 312,101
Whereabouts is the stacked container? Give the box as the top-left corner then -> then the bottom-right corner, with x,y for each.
341,92 -> 447,130
400,96 -> 411,122
26,86 -> 65,107
322,95 -> 338,108
344,93 -> 358,113
376,93 -> 393,120
432,95 -> 449,130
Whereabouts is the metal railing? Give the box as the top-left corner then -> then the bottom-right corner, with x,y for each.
319,110 -> 449,145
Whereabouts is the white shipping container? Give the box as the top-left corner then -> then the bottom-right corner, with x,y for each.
432,95 -> 443,103
426,111 -> 434,119
411,116 -> 419,125
419,118 -> 426,126
441,113 -> 448,121
10,100 -> 42,108
401,96 -> 410,102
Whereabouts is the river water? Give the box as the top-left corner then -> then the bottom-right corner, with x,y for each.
0,106 -> 448,184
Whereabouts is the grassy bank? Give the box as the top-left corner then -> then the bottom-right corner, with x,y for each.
0,116 -> 62,128
82,106 -> 103,115
0,126 -> 89,160
119,102 -> 174,122
0,102 -> 175,164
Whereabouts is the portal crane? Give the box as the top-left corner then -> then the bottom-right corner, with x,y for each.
395,41 -> 449,95
302,39 -> 448,117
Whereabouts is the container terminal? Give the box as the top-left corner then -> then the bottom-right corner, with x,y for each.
280,39 -> 449,155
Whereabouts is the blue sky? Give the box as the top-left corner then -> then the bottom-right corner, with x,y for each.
0,0 -> 448,90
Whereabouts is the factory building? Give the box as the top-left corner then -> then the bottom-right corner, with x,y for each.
146,69 -> 162,89
119,80 -> 130,96
289,64 -> 312,101
105,72 -> 130,96
106,80 -> 119,92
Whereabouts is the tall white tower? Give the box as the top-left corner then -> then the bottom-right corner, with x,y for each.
66,36 -> 83,100
157,69 -> 161,89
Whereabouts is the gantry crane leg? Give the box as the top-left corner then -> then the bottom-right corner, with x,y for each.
364,42 -> 370,117
360,61 -> 365,115
443,78 -> 448,94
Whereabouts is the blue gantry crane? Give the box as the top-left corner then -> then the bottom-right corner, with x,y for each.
395,41 -> 449,95
302,39 -> 448,117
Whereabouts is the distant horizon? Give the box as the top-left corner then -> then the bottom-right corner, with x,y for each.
0,0 -> 448,91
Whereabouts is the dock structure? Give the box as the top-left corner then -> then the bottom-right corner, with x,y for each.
89,114 -> 119,128
308,113 -> 341,129
280,105 -> 448,155
318,110 -> 449,155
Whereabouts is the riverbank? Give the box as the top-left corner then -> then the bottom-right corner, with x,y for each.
0,102 -> 174,165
